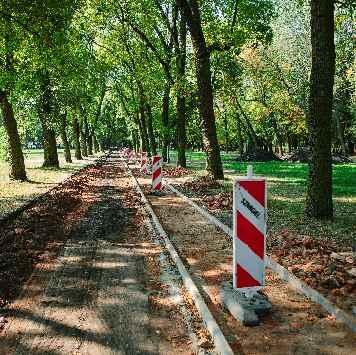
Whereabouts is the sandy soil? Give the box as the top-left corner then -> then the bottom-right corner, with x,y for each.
134,172 -> 356,355
0,155 -> 196,354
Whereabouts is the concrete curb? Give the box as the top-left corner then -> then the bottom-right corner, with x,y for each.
166,182 -> 356,333
126,164 -> 234,355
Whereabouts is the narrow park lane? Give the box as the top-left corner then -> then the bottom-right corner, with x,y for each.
0,154 -> 194,354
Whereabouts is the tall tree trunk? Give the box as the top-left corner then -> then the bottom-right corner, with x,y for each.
84,116 -> 93,155
72,114 -> 82,160
236,112 -> 244,158
0,91 -> 27,180
176,10 -> 187,167
335,112 -> 347,155
306,0 -> 335,219
39,71 -> 59,168
93,133 -> 99,154
223,111 -> 229,153
59,113 -> 72,163
87,134 -> 93,155
145,101 -> 157,155
162,83 -> 171,162
1,25 -> 27,180
80,119 -> 88,157
236,100 -> 259,149
139,104 -> 150,154
177,0 -> 223,179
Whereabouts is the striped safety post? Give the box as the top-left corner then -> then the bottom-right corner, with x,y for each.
233,165 -> 266,291
140,152 -> 148,172
151,156 -> 162,191
128,149 -> 134,162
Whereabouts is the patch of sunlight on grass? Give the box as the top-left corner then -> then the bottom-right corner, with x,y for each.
271,195 -> 304,203
166,150 -> 356,245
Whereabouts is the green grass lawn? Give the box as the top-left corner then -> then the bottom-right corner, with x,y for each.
0,149 -> 103,217
165,150 -> 356,246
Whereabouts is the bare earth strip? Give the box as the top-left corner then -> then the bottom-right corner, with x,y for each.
0,155 -> 194,354
134,172 -> 356,355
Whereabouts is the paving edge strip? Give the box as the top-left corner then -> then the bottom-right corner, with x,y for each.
125,163 -> 234,355
166,182 -> 356,333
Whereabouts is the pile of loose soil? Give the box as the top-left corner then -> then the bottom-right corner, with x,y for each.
240,149 -> 281,162
178,176 -> 223,196
270,231 -> 356,313
0,162 -> 106,312
202,192 -> 233,210
163,166 -> 192,178
282,147 -> 353,164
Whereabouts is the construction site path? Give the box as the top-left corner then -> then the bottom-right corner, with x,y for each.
0,154 -> 193,355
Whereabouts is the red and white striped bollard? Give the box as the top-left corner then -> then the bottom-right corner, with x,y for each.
151,156 -> 162,191
233,165 -> 266,292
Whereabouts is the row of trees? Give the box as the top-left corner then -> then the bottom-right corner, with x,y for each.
1,0 -> 355,219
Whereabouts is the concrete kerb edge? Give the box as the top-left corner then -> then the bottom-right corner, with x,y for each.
166,182 -> 356,333
125,163 -> 234,355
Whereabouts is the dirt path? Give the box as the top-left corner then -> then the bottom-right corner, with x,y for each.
134,173 -> 356,355
0,155 -> 194,354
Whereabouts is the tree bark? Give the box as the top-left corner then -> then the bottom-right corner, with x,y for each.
59,112 -> 72,163
176,10 -> 187,167
72,114 -> 82,160
306,0 -> 335,219
87,133 -> 93,155
38,71 -> 59,168
0,91 -> 27,180
161,83 -> 171,162
0,24 -> 27,180
145,101 -> 157,155
80,118 -> 88,157
93,133 -> 99,154
177,0 -> 223,179
139,103 -> 150,154
85,117 -> 93,155
223,111 -> 229,153
236,112 -> 244,158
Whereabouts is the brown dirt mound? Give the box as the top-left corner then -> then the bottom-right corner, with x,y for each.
163,167 -> 192,178
240,149 -> 281,162
202,192 -> 233,210
180,176 -> 222,194
0,163 -> 106,309
282,148 -> 353,163
270,231 -> 356,312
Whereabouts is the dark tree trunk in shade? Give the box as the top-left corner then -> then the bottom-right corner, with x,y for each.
176,10 -> 187,168
135,111 -> 145,152
139,103 -> 150,154
72,114 -> 82,160
223,112 -> 229,153
0,91 -> 27,180
87,134 -> 93,155
59,113 -> 72,163
84,117 -> 92,155
39,72 -> 59,168
161,83 -> 171,162
93,133 -> 99,154
80,119 -> 88,157
306,0 -> 335,219
177,0 -> 223,179
0,28 -> 27,180
145,101 -> 157,155
236,112 -> 244,158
